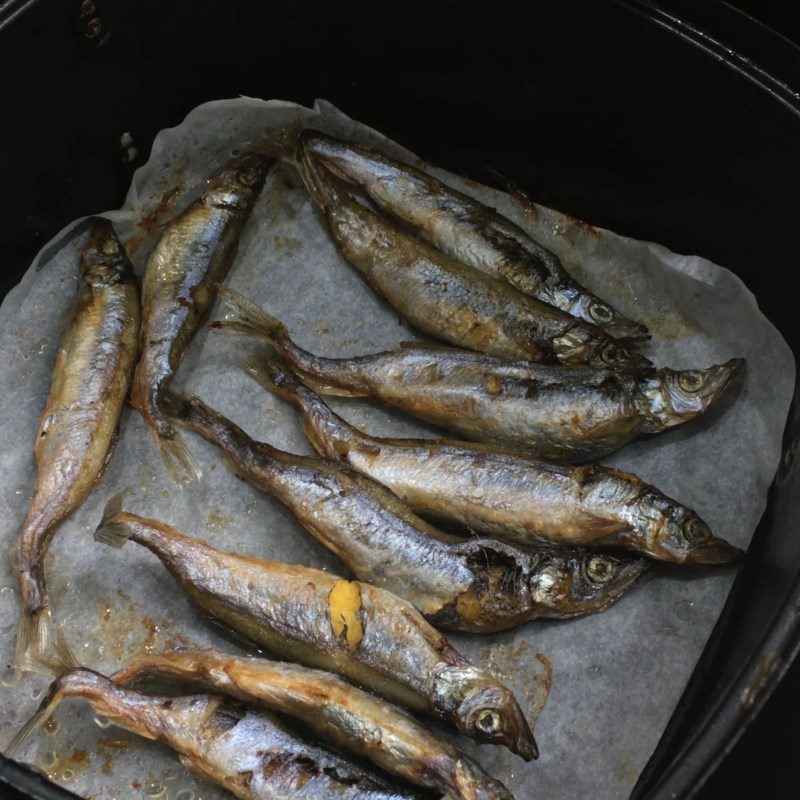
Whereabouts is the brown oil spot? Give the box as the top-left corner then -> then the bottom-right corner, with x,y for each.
64,748 -> 90,771
138,185 -> 182,233
613,759 -> 640,785
484,375 -> 503,395
207,508 -> 234,531
274,235 -> 302,252
561,211 -> 602,239
98,734 -> 133,776
329,580 -> 364,649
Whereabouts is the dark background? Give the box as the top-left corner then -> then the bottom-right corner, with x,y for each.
1,1 -> 799,798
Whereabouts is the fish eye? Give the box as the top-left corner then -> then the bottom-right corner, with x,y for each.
584,555 -> 615,584
474,710 -> 502,735
590,303 -> 614,324
600,342 -> 622,365
683,518 -> 711,543
678,371 -> 705,392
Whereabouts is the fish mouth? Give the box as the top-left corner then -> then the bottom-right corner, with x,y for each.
696,357 -> 745,409
605,319 -> 651,344
513,728 -> 539,761
683,536 -> 746,565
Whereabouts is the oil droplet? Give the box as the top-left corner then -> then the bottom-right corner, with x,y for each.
0,667 -> 17,687
175,790 -> 194,800
43,718 -> 59,735
163,768 -> 178,781
61,769 -> 76,782
30,686 -> 44,701
38,750 -> 58,769
94,714 -> 112,729
144,780 -> 165,797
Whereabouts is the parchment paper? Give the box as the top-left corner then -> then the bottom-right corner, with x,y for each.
0,99 -> 793,800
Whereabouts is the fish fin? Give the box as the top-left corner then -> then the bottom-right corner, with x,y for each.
94,490 -> 135,548
7,693 -> 60,757
211,285 -> 288,345
12,607 -> 52,676
240,350 -> 303,403
156,430 -> 201,487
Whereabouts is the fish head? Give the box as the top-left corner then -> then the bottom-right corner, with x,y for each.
81,217 -> 135,287
572,295 -> 651,343
642,358 -> 744,430
556,326 -> 649,370
453,757 -> 514,800
204,152 -> 272,210
532,552 -> 648,617
647,506 -> 745,565
436,665 -> 537,760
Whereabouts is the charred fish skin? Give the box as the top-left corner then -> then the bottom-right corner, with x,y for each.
234,352 -> 646,620
211,288 -> 743,462
301,130 -> 648,342
94,495 -> 537,760
247,351 -> 739,565
115,649 -> 514,800
9,669 -> 414,800
297,144 -> 642,369
16,218 -> 140,663
131,152 -> 272,481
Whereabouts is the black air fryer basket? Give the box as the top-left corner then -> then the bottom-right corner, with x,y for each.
1,1 -> 799,798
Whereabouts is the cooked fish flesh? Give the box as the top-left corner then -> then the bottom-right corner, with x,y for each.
296,144 -> 644,368
300,130 -> 648,341
243,348 -> 742,565
115,648 -> 514,799
94,494 -> 537,759
131,152 -> 272,483
211,287 -> 743,462
9,666 -> 419,800
16,218 -> 140,670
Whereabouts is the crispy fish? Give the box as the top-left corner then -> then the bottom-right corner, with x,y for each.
16,219 -> 140,669
115,648 -> 514,800
301,130 -> 648,341
164,389 -> 645,627
131,152 -> 272,483
296,144 -> 643,369
211,288 -> 743,462
93,494 -> 537,759
244,349 -> 742,565
9,667 -> 417,800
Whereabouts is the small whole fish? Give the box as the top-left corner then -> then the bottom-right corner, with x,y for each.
131,152 -> 272,482
115,648 -> 514,800
9,667 -> 416,800
300,130 -> 648,341
164,389 -> 645,627
16,218 -> 140,668
211,287 -> 743,462
244,348 -> 742,565
296,144 -> 643,369
94,494 -> 537,759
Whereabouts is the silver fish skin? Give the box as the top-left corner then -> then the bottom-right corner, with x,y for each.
131,152 -> 272,482
16,218 -> 140,667
211,287 -> 744,462
93,495 -> 537,760
115,649 -> 514,800
296,143 -> 644,369
168,387 -> 643,627
301,130 -> 648,341
9,668 -> 415,800
245,349 -> 741,566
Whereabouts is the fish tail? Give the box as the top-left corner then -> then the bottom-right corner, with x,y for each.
240,349 -> 304,405
155,427 -> 202,487
12,606 -> 52,676
94,490 -> 136,548
210,285 -> 288,346
7,628 -> 80,757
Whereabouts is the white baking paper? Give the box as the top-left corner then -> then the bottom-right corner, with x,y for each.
0,99 -> 793,800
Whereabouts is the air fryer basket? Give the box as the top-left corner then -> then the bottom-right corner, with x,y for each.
1,1 -> 798,798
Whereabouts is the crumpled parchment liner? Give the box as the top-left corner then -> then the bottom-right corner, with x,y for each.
0,99 -> 793,800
